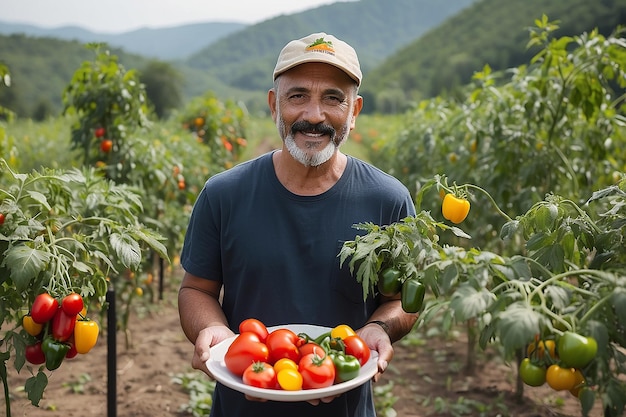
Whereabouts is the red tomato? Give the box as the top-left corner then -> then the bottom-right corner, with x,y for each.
25,342 -> 46,365
298,352 -> 335,389
65,338 -> 78,359
100,139 -> 113,153
224,332 -> 269,376
31,293 -> 59,324
239,318 -> 269,343
299,342 -> 324,358
266,328 -> 301,364
61,293 -> 84,316
242,361 -> 278,389
52,309 -> 77,342
95,127 -> 106,138
343,335 -> 371,366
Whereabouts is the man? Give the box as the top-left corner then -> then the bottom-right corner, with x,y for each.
178,32 -> 418,417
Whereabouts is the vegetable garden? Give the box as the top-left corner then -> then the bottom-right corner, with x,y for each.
1,18 -> 625,417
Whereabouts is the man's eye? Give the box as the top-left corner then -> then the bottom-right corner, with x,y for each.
326,96 -> 343,103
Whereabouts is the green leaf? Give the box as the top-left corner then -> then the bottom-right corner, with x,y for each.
499,220 -> 520,241
25,371 -> 48,407
450,284 -> 496,321
526,232 -> 553,251
132,227 -> 169,261
2,245 -> 51,291
438,262 -> 458,294
449,225 -> 471,239
497,302 -> 545,350
109,232 -> 141,269
612,290 -> 626,325
25,191 -> 51,211
579,386 -> 595,416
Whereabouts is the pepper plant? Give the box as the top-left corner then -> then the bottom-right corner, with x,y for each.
0,158 -> 167,415
341,176 -> 626,416
371,21 -> 626,252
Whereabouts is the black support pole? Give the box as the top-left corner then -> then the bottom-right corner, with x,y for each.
159,257 -> 164,301
106,286 -> 117,417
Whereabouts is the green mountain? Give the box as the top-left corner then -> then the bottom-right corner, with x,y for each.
1,0 -> 622,118
362,0 -> 626,111
0,21 -> 246,60
0,0 -> 476,117
185,0 -> 477,91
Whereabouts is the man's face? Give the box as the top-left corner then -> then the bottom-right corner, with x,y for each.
270,63 -> 363,167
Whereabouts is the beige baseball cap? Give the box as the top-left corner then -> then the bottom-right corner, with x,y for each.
273,32 -> 362,86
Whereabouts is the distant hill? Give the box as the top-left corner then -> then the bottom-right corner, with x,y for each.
186,0 -> 477,91
0,0 -> 477,117
0,21 -> 246,60
362,0 -> 626,111
5,0 -> 621,117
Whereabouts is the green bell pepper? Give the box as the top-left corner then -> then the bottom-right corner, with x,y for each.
42,336 -> 70,371
401,277 -> 426,313
330,352 -> 361,383
378,267 -> 403,297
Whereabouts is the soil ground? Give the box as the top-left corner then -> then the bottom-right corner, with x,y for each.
7,279 -> 603,417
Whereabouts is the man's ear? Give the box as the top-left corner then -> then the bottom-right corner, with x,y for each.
268,88 -> 278,123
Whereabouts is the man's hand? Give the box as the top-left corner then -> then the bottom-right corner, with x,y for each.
191,325 -> 234,376
358,323 -> 393,382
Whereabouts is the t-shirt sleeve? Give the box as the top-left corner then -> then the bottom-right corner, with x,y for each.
180,183 -> 222,280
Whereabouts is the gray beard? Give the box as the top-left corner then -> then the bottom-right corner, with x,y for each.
277,115 -> 350,167
284,134 -> 337,167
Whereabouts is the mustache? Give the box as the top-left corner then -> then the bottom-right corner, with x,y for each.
290,120 -> 335,137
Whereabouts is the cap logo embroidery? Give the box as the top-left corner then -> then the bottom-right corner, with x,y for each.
305,38 -> 335,55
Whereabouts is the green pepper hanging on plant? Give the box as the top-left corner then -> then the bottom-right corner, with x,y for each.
41,336 -> 70,371
401,277 -> 426,313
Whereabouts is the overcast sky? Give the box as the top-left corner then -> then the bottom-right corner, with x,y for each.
2,0 -> 353,33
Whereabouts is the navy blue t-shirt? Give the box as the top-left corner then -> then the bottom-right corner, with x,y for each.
181,151 -> 415,417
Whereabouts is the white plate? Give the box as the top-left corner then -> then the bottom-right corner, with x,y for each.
206,324 -> 379,402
